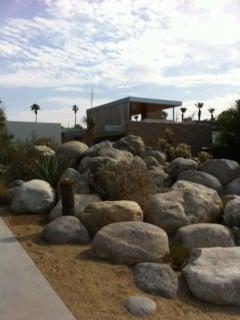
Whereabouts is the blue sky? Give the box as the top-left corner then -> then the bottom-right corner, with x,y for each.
0,0 -> 239,127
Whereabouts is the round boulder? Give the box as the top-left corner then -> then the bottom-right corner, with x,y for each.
145,181 -> 222,235
175,223 -> 235,250
167,158 -> 198,179
92,221 -> 169,265
57,141 -> 88,159
81,200 -> 143,236
85,141 -> 112,157
178,170 -> 223,194
113,135 -> 145,155
133,262 -> 178,299
224,178 -> 240,196
223,198 -> 240,228
42,216 -> 90,244
10,180 -> 55,214
183,247 -> 240,306
199,159 -> 240,185
124,296 -> 156,316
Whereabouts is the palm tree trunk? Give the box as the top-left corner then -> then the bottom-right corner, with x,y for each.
35,111 -> 37,123
74,112 -> 76,127
181,113 -> 184,122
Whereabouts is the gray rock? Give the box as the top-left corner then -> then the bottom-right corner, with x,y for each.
98,147 -> 133,162
92,222 -> 169,265
57,141 -> 88,159
133,263 -> 178,299
58,168 -> 89,197
81,200 -> 143,236
78,156 -> 117,174
145,181 -> 222,235
143,156 -> 159,169
49,194 -> 101,220
224,178 -> 240,196
183,247 -> 240,306
223,198 -> 240,228
10,179 -> 56,214
178,170 -> 223,194
124,296 -> 156,316
175,223 -> 235,250
142,149 -> 166,164
168,158 -> 198,179
42,216 -> 90,244
199,159 -> 240,185
113,135 -> 145,155
85,141 -> 112,157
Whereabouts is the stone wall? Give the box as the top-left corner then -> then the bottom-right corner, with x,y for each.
127,121 -> 212,155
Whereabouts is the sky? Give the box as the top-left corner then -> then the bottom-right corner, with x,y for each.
0,0 -> 239,127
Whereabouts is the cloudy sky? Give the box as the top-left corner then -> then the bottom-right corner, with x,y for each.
0,0 -> 239,126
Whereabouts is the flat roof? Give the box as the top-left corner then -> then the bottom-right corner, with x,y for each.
88,96 -> 182,112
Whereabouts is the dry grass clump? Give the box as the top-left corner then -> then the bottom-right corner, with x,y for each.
198,151 -> 212,163
93,161 -> 156,210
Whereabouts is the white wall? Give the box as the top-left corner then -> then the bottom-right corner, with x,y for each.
6,121 -> 61,144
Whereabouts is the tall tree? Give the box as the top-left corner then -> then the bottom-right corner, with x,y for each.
195,102 -> 204,121
180,107 -> 187,122
208,108 -> 215,121
217,99 -> 240,148
72,104 -> 79,128
159,110 -> 168,120
30,104 -> 40,122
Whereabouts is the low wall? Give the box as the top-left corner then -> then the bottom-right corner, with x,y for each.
127,121 -> 212,155
6,121 -> 62,144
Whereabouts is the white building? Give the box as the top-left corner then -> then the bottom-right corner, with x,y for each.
6,121 -> 61,144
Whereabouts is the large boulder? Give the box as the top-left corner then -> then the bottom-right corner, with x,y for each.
178,170 -> 223,194
175,223 -> 235,250
92,222 -> 169,265
133,263 -> 178,299
49,194 -> 101,220
98,148 -> 133,162
42,216 -> 90,244
183,247 -> 240,306
224,178 -> 240,196
113,135 -> 145,155
199,159 -> 240,185
142,156 -> 160,169
85,141 -> 112,157
58,168 -> 89,197
81,200 -> 143,236
32,145 -> 55,158
167,158 -> 198,179
145,181 -> 222,235
124,296 -> 156,316
223,198 -> 240,228
142,149 -> 166,164
78,156 -> 117,174
57,141 -> 88,159
10,180 -> 55,214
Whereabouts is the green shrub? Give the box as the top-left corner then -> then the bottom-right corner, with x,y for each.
163,245 -> 191,270
172,143 -> 192,159
93,161 -> 156,209
198,151 -> 212,163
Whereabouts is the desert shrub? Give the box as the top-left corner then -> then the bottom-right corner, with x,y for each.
163,245 -> 191,270
33,137 -> 58,150
32,155 -> 76,188
172,143 -> 192,159
0,182 -> 11,205
93,161 -> 156,209
198,151 -> 212,163
158,129 -> 192,161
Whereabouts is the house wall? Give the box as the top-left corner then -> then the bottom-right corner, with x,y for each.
128,121 -> 212,155
6,121 -> 62,143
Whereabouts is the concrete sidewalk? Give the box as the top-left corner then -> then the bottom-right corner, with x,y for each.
0,217 -> 76,320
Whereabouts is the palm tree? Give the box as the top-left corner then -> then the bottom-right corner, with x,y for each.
30,104 -> 40,122
195,102 -> 204,121
180,107 -> 187,122
208,108 -> 215,121
72,104 -> 79,128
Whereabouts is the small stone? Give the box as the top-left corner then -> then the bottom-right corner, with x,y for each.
124,296 -> 156,316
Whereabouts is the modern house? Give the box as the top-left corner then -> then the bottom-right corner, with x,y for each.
87,96 -> 182,137
6,121 -> 62,143
87,96 -> 213,154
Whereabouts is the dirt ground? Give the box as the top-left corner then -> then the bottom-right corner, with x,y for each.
1,208 -> 240,320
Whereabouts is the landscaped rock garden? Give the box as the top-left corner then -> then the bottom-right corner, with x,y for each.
2,134 -> 240,318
